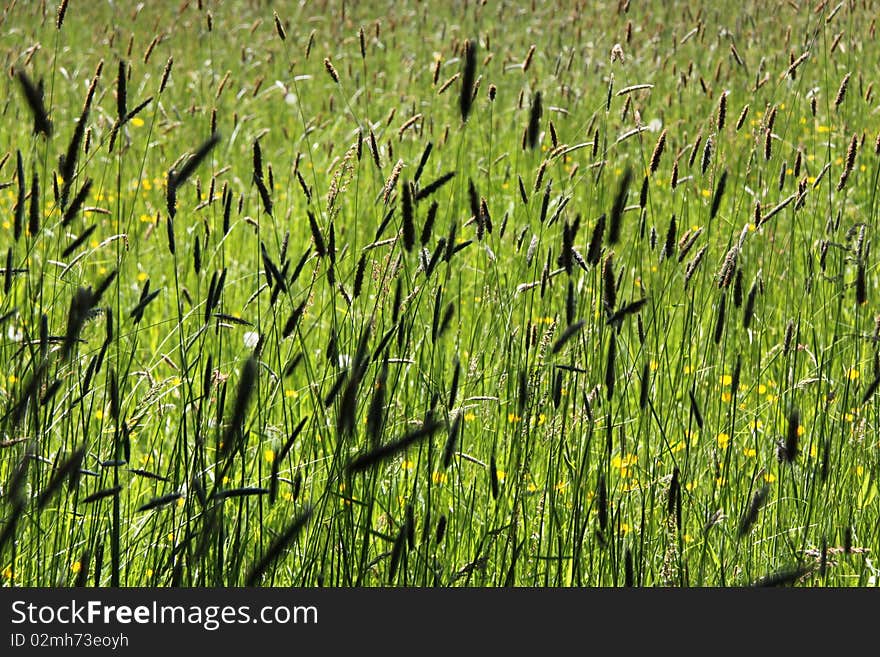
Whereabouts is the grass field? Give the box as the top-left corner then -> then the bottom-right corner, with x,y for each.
1,0 -> 878,587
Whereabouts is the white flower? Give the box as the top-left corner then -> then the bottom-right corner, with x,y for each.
243,331 -> 260,349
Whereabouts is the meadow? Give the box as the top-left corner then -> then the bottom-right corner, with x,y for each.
0,0 -> 878,587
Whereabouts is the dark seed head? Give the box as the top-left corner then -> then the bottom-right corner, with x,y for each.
597,474 -> 607,531
28,167 -> 40,237
713,292 -> 726,345
460,39 -> 478,123
834,72 -> 850,110
436,515 -> 447,544
661,214 -> 677,262
743,278 -> 759,328
605,334 -> 616,400
602,253 -> 616,312
401,180 -> 415,252
782,407 -> 800,463
16,70 -> 53,137
738,485 -> 769,538
856,262 -> 867,306
717,91 -> 727,131
688,389 -> 703,430
527,91 -> 543,149
735,104 -> 749,131
783,319 -> 796,356
701,136 -> 713,174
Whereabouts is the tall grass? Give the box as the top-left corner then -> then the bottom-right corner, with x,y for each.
0,0 -> 878,587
